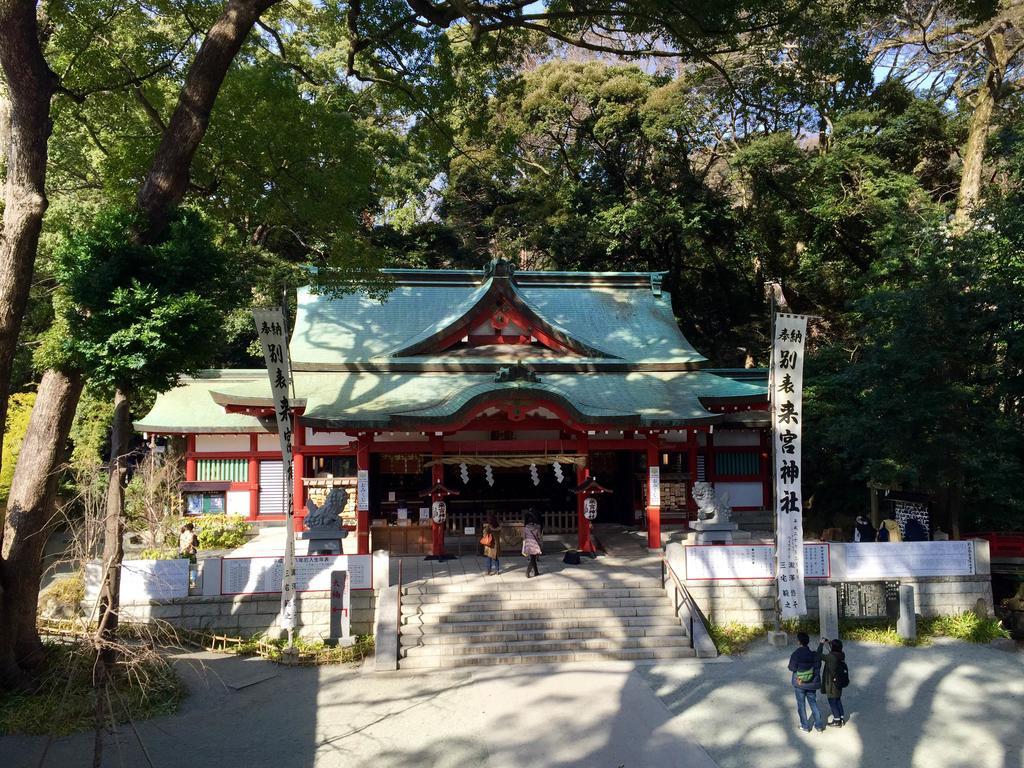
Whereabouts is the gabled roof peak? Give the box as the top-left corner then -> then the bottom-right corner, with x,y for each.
381,264 -> 667,291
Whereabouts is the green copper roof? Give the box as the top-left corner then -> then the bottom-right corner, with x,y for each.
136,369 -> 767,432
289,267 -> 705,369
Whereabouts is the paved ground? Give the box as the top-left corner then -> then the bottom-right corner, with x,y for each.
6,637 -> 1021,768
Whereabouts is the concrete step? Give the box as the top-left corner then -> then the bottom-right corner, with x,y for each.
401,586 -> 668,604
402,578 -> 654,595
401,634 -> 691,658
400,623 -> 686,646
400,614 -> 684,635
401,605 -> 677,625
401,596 -> 667,614
398,646 -> 696,669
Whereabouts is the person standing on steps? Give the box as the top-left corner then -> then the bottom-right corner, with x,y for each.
522,509 -> 543,578
819,637 -> 848,727
788,631 -> 826,733
482,513 -> 502,576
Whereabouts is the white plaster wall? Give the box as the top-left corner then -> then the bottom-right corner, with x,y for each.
514,430 -> 562,440
713,430 -> 761,447
257,433 -> 279,451
304,429 -> 354,447
226,490 -> 250,516
376,432 -> 428,443
195,434 -> 249,452
714,481 -> 763,508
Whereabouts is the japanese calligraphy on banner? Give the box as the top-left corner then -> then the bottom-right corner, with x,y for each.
773,313 -> 809,618
253,307 -> 297,630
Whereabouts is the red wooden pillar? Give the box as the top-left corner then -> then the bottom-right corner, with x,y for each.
356,435 -> 371,554
577,437 -> 595,552
646,436 -> 661,550
707,429 -> 716,485
686,429 -> 699,519
429,435 -> 446,557
248,434 -> 259,520
292,414 -> 305,521
185,434 -> 197,481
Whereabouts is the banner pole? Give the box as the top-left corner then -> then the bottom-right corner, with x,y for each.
768,291 -> 781,632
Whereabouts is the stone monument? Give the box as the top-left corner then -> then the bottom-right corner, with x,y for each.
300,486 -> 349,555
688,482 -> 740,544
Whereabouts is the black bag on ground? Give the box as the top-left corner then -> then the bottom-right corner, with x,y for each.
562,551 -> 581,565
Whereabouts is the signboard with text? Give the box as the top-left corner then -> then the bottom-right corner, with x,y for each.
685,544 -> 830,581
772,313 -> 809,617
845,541 -> 975,578
220,554 -> 372,595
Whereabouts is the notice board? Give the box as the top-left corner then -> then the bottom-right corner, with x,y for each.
844,541 -> 975,578
220,554 -> 371,595
685,543 -> 830,580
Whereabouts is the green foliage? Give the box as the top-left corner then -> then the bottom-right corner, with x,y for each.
68,386 -> 112,471
1,393 -> 36,506
0,642 -> 184,736
919,612 -> 1011,643
215,633 -> 375,665
138,548 -> 180,560
182,515 -> 252,550
44,206 -> 239,397
709,622 -> 768,655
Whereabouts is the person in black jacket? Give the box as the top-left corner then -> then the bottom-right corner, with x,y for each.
818,638 -> 847,727
788,631 -> 825,732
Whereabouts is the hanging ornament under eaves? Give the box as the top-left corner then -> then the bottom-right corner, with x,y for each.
459,462 -> 470,484
529,463 -> 540,486
484,464 -> 495,487
552,461 -> 564,483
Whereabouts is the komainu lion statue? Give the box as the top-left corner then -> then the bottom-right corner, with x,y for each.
304,487 -> 348,530
692,481 -> 732,524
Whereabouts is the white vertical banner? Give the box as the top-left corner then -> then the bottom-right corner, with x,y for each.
773,313 -> 808,618
253,308 -> 297,631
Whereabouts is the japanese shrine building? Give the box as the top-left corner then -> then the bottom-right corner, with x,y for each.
136,259 -> 771,554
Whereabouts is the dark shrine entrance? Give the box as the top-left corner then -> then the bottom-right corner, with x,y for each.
440,458 -> 579,533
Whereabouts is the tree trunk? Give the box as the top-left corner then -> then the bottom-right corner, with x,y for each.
96,389 -> 131,653
953,29 -> 1007,229
135,0 -> 281,238
0,369 -> 84,686
0,1 -> 59,478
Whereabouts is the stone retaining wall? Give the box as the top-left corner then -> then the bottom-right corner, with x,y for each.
685,576 -> 994,626
119,590 -> 377,640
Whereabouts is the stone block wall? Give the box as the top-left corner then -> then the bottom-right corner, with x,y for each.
119,590 -> 377,640
685,576 -> 994,627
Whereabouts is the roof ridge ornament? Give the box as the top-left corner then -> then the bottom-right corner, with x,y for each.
494,361 -> 540,383
484,258 -> 516,280
650,273 -> 663,297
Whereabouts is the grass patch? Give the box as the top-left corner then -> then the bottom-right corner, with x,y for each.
842,622 -> 917,646
0,641 -> 185,736
919,612 -> 1010,643
709,623 -> 768,655
212,633 -> 375,665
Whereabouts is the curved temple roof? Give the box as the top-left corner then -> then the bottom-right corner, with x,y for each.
135,263 -> 767,434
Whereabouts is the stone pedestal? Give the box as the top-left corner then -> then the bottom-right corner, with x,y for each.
689,519 -> 740,544
897,585 -> 917,642
818,586 -> 840,641
300,529 -> 347,556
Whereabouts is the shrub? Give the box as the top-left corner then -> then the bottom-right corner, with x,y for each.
182,514 -> 251,550
138,547 -> 180,560
709,623 -> 767,655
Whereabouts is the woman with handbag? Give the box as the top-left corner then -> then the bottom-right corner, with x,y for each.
481,513 -> 501,575
522,509 -> 543,578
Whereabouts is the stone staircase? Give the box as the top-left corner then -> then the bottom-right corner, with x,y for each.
398,576 -> 694,669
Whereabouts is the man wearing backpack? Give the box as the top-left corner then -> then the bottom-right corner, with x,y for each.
788,631 -> 826,732
819,637 -> 849,727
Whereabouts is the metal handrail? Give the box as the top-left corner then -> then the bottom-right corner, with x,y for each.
396,557 -> 403,663
662,553 -> 716,655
